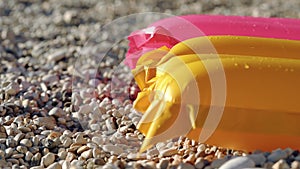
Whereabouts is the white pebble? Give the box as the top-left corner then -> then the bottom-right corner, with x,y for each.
219,156 -> 255,169
103,145 -> 123,155
272,159 -> 289,169
41,153 -> 55,167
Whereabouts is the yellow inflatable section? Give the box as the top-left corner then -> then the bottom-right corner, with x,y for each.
132,36 -> 300,152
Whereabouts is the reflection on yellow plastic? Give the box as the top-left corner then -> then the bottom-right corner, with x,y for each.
132,36 -> 300,152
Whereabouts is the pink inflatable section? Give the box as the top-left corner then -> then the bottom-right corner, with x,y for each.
126,15 -> 300,68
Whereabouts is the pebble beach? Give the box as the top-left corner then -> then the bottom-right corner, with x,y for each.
1,0 -> 300,169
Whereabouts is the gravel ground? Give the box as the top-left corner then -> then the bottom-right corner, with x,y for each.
1,0 -> 300,169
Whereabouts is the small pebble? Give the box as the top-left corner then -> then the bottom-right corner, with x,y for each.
267,149 -> 288,162
272,159 -> 290,169
247,153 -> 266,166
103,145 -> 123,155
160,147 -> 178,157
49,107 -> 64,118
177,162 -> 195,169
46,162 -> 62,169
41,153 -> 55,167
219,156 -> 255,169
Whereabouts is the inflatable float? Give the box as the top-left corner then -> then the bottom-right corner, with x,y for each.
126,15 -> 300,152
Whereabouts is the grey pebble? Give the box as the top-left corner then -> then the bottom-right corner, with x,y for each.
219,156 -> 255,169
177,162 -> 195,169
195,158 -> 205,169
210,158 -> 228,168
42,74 -> 59,84
20,138 -> 33,147
158,159 -> 169,169
247,153 -> 266,166
267,149 -> 288,162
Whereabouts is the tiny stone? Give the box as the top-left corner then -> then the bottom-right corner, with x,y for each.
42,74 -> 59,84
65,152 -> 76,162
47,49 -> 67,62
94,158 -> 105,165
6,137 -> 18,147
58,151 -> 67,160
31,153 -> 42,166
127,153 -> 146,160
267,149 -> 288,162
33,117 -> 56,129
81,149 -> 92,159
7,158 -> 20,165
62,160 -> 70,169
210,158 -> 227,168
11,153 -> 24,158
247,153 -> 266,166
31,167 -> 43,169
177,162 -> 195,169
77,146 -> 90,154
103,145 -> 123,155
92,136 -> 105,145
272,159 -> 290,169
62,137 -> 73,148
20,139 -> 33,147
160,147 -> 178,157
46,162 -> 62,169
25,151 -> 33,161
291,161 -> 300,169
18,126 -> 31,133
5,147 -> 14,158
195,158 -> 205,169
16,145 -> 28,154
92,147 -> 102,158
14,133 -> 25,143
41,153 -> 55,167
74,133 -> 87,145
49,107 -> 64,118
184,153 -> 196,164
219,156 -> 255,169
158,159 -> 169,169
